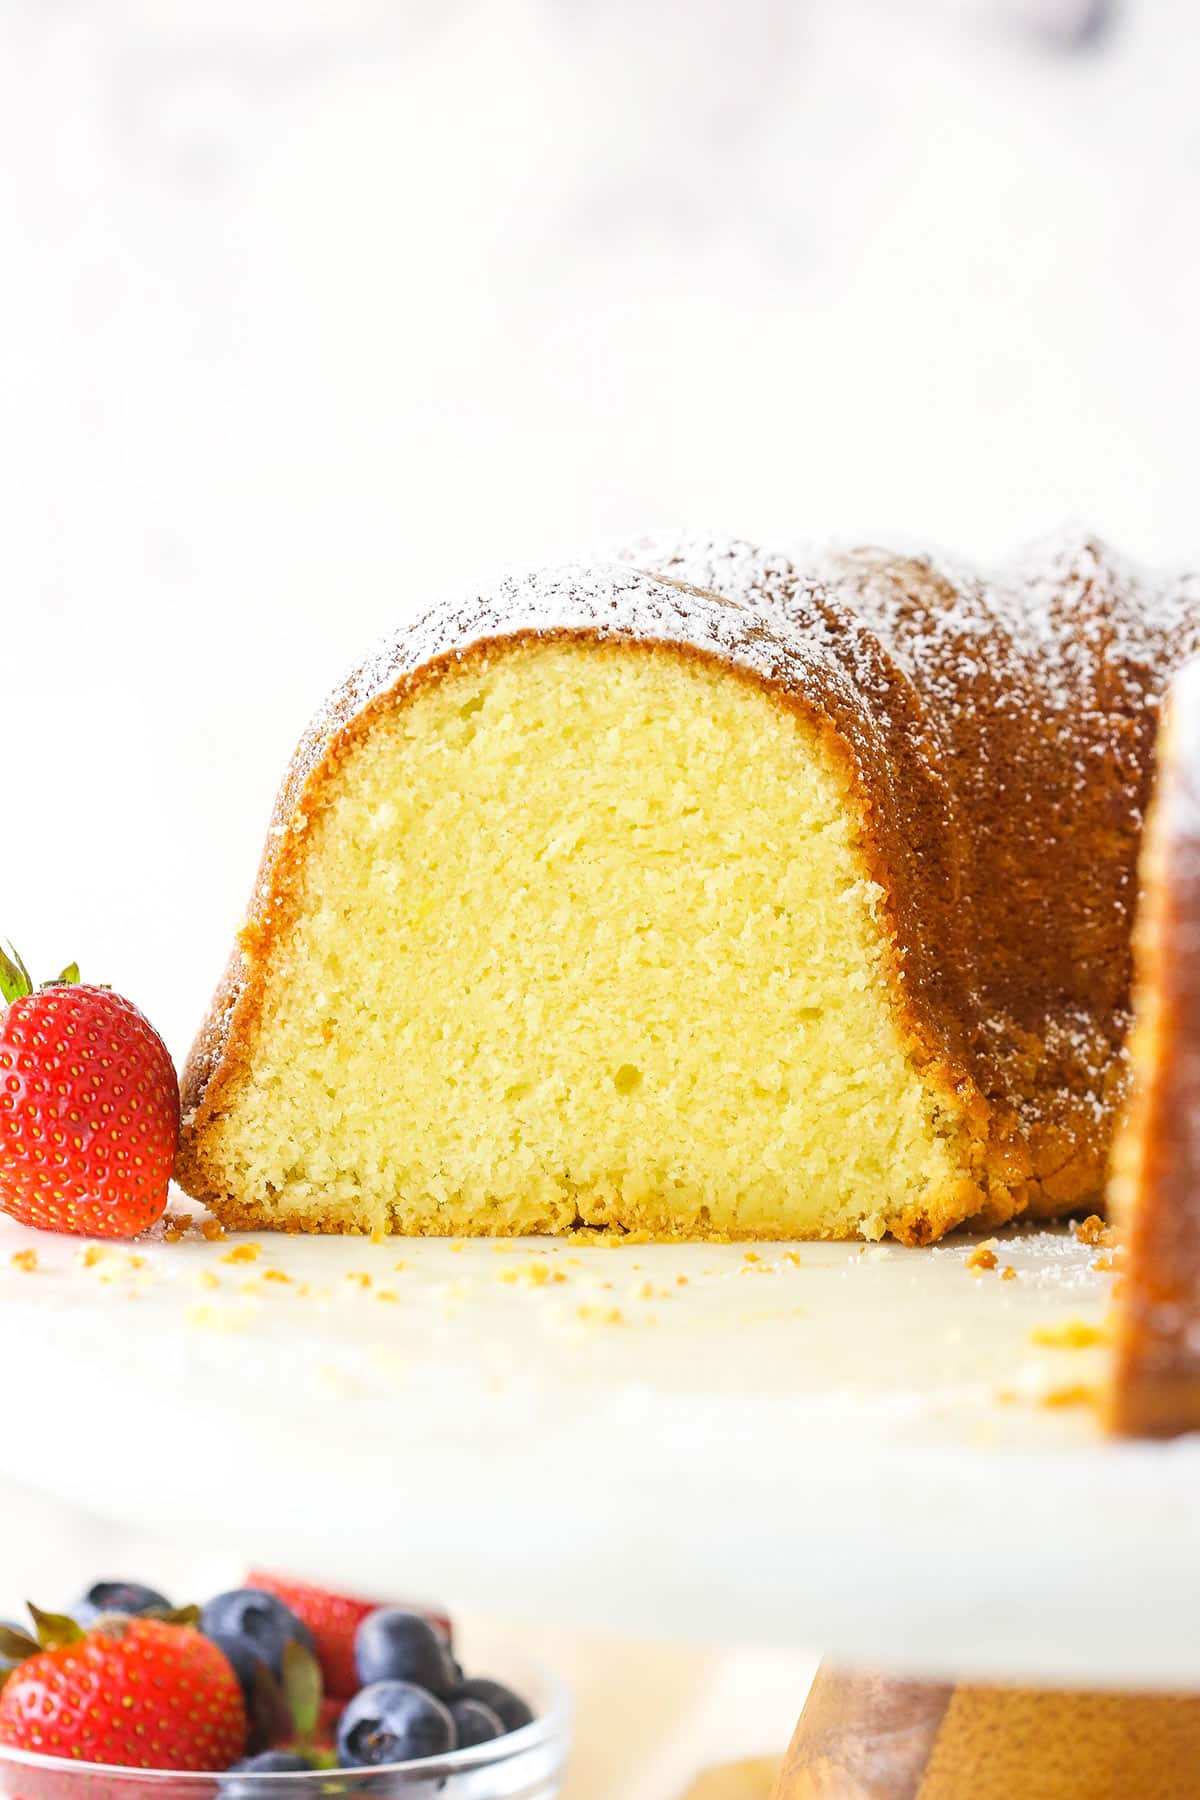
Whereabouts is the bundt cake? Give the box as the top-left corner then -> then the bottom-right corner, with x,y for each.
1109,659 -> 1200,1437
177,535 -> 1198,1242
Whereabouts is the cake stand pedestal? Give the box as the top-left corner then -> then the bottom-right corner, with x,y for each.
772,1665 -> 1200,1799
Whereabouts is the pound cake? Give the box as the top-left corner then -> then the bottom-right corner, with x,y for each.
1110,659 -> 1200,1436
177,536 -> 1199,1242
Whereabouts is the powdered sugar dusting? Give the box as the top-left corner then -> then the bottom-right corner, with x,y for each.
622,526 -> 1200,735
283,549 -> 946,825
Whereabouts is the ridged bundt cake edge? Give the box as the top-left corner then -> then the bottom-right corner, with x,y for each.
177,539 -> 1200,1242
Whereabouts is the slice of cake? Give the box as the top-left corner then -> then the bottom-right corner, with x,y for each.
177,541 -> 1198,1241
1110,660 -> 1200,1436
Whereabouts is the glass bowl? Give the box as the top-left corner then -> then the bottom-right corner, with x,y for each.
0,1658 -> 571,1800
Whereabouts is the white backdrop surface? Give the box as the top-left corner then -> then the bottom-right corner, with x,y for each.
3,0 -> 1199,1045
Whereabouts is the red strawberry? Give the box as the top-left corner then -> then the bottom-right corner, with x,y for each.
0,945 -> 178,1239
245,1573 -> 452,1700
0,1611 -> 246,1770
317,1695 -> 345,1741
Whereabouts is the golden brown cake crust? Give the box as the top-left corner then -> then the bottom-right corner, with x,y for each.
1110,660 -> 1200,1436
178,541 -> 1200,1240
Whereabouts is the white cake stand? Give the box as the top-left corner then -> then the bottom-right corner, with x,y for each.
1,1202 -> 1194,1692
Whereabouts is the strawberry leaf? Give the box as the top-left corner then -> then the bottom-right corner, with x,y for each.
27,1605 -> 84,1651
0,1625 -> 39,1661
55,962 -> 81,986
282,1639 -> 323,1741
0,942 -> 33,1005
146,1604 -> 201,1628
249,1663 -> 294,1753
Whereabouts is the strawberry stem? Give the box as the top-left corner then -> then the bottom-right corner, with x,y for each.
0,944 -> 82,1004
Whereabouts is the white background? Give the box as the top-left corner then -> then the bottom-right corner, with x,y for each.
1,0 -> 1198,1781
4,0 -> 1199,1050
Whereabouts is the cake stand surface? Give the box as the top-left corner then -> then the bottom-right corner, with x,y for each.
2,1204 -> 1195,1691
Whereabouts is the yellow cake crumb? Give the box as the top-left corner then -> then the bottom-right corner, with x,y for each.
1040,1382 -> 1100,1410
201,1218 -> 227,1242
966,1241 -> 999,1273
498,1261 -> 566,1287
345,1270 -> 372,1288
576,1303 -> 625,1326
1030,1318 -> 1108,1350
85,1247 -> 150,1280
1001,1265 -> 1017,1280
376,1288 -> 399,1303
196,1270 -> 221,1291
261,1267 -> 292,1284
10,1248 -> 38,1272
781,1251 -> 801,1267
220,1241 -> 262,1265
676,1274 -> 689,1286
1073,1214 -> 1120,1250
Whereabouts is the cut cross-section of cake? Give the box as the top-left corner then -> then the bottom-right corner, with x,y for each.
177,538 -> 1199,1242
1110,659 -> 1200,1437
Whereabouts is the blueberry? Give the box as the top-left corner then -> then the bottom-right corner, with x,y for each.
74,1581 -> 171,1626
201,1589 -> 315,1679
208,1630 -> 294,1755
336,1681 -> 456,1766
448,1697 -> 504,1748
221,1749 -> 314,1800
354,1610 -> 457,1698
207,1630 -> 271,1704
451,1678 -> 533,1734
